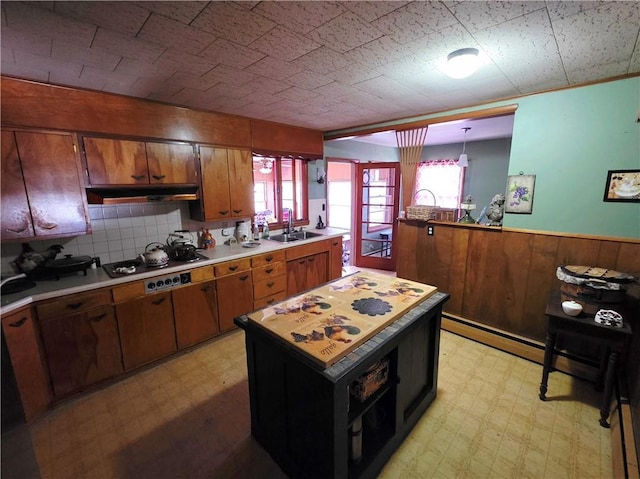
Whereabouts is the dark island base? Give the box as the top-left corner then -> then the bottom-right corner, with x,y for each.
236,291 -> 449,479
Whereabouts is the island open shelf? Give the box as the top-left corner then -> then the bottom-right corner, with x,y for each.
235,272 -> 449,479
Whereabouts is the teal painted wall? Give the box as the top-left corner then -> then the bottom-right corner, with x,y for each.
324,139 -> 398,162
506,78 -> 639,238
324,77 -> 640,239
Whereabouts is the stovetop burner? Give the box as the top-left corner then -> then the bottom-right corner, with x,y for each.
102,253 -> 208,278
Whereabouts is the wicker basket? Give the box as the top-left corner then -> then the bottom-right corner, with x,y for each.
406,189 -> 437,220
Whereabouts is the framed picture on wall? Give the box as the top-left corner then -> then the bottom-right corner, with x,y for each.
505,174 -> 536,214
603,170 -> 640,202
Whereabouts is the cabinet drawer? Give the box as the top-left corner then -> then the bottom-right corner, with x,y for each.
285,239 -> 330,260
251,250 -> 285,268
36,289 -> 111,319
214,258 -> 251,277
190,265 -> 214,283
253,275 -> 286,300
254,291 -> 287,310
112,281 -> 145,303
252,261 -> 286,282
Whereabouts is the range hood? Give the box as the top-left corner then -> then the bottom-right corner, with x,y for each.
86,186 -> 199,204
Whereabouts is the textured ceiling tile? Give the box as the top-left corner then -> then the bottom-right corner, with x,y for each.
254,1 -> 345,35
241,91 -> 282,106
205,81 -> 254,100
403,23 -> 478,62
191,2 -> 276,46
137,13 -> 216,55
153,48 -> 216,76
0,61 -> 50,83
566,60 -> 632,85
373,54 -> 436,82
341,1 -> 409,23
631,43 -> 640,72
242,77 -> 291,96
355,76 -> 421,102
199,39 -> 265,69
553,2 -> 640,74
545,1 -> 607,21
286,71 -> 334,90
4,2 -> 95,47
344,35 -> 410,68
307,11 -> 384,53
14,49 -> 83,77
54,1 -> 150,36
132,1 -> 207,24
202,64 -> 258,87
446,1 -> 545,32
324,63 -> 381,85
313,81 -> 361,99
290,46 -> 352,74
249,25 -> 321,62
51,40 -> 121,71
372,2 -> 458,45
81,65 -> 139,89
114,57 -> 174,81
275,86 -> 321,103
93,29 -> 165,63
1,27 -> 52,56
245,56 -> 302,81
164,72 -> 218,93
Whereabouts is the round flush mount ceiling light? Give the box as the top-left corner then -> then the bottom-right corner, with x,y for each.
446,48 -> 480,79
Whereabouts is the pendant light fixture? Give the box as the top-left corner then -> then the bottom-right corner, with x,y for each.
458,127 -> 471,168
259,158 -> 273,174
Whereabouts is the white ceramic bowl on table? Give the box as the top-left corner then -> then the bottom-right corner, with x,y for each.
562,300 -> 583,316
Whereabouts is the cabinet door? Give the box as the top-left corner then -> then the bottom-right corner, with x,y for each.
146,142 -> 197,184
287,257 -> 308,296
84,137 -> 148,184
115,292 -> 176,371
16,131 -> 89,237
172,280 -> 219,348
199,146 -> 231,220
1,130 -> 34,239
2,308 -> 51,421
39,306 -> 123,399
216,272 -> 253,332
329,238 -> 343,280
306,252 -> 328,290
227,148 -> 254,218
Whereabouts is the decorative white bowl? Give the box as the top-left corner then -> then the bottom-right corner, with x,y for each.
562,300 -> 583,316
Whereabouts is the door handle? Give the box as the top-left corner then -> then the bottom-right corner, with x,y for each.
267,282 -> 275,288
265,268 -> 273,274
9,317 -> 27,328
219,210 -> 229,215
239,275 -> 249,281
152,175 -> 166,180
131,175 -> 146,181
67,302 -> 84,310
88,313 -> 107,323
233,209 -> 242,214
151,297 -> 166,305
229,265 -> 238,271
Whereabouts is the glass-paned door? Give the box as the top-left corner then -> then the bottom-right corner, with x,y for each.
354,163 -> 400,271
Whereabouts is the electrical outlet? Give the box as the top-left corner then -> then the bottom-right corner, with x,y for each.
322,203 -> 326,211
427,225 -> 434,236
221,228 -> 234,236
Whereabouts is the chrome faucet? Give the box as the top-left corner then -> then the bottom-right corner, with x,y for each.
0,273 -> 26,288
284,208 -> 293,235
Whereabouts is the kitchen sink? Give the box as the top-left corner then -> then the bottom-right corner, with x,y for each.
268,231 -> 324,243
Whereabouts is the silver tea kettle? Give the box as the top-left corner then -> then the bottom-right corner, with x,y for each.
139,243 -> 170,267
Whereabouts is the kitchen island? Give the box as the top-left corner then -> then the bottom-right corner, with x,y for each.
235,272 -> 449,479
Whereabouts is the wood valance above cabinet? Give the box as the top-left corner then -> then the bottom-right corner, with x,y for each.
250,119 -> 323,157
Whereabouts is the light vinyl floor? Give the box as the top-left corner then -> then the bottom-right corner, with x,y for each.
15,326 -> 612,479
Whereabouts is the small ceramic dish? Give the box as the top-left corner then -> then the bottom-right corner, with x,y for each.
561,300 -> 583,316
241,241 -> 261,248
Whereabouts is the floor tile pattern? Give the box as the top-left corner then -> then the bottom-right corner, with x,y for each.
23,328 -> 612,478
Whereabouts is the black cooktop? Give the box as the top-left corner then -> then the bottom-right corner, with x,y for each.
102,253 -> 208,278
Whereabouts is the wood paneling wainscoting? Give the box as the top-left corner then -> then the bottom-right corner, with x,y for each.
396,219 -> 640,477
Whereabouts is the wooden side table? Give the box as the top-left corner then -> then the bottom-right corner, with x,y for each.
539,291 -> 632,427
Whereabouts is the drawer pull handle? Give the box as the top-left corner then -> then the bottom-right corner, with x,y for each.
131,175 -> 145,181
151,297 -> 166,305
152,175 -> 166,180
229,265 -> 238,271
298,260 -> 305,265
200,285 -> 211,292
9,317 -> 27,328
233,209 -> 242,214
239,275 -> 249,281
7,225 -> 28,234
67,302 -> 84,310
332,241 -> 338,246
266,282 -> 275,288
265,255 -> 274,262
88,313 -> 107,323
219,210 -> 229,215
39,221 -> 58,230
308,258 -> 315,262
266,299 -> 275,304
265,268 -> 274,274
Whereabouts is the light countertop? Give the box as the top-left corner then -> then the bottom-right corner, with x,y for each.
1,228 -> 348,315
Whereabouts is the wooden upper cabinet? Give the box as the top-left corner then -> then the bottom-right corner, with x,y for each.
145,142 -> 197,184
83,137 -> 197,185
228,148 -> 254,217
194,146 -> 254,221
1,130 -> 34,240
84,137 -> 148,184
1,129 -> 89,239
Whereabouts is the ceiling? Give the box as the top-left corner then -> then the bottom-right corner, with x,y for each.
1,1 -> 639,137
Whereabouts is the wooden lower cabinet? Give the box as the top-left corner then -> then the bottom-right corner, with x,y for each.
330,237 -> 343,280
287,252 -> 328,296
39,305 -> 122,399
172,280 -> 219,348
115,292 -> 177,371
216,271 -> 253,332
1,307 -> 51,421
